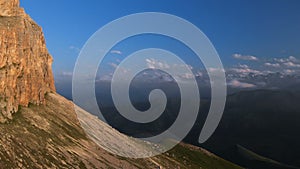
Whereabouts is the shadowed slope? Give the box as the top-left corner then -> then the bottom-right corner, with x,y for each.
0,92 -> 243,169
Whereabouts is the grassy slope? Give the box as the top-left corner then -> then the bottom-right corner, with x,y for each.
0,92 -> 242,169
155,143 -> 243,169
237,145 -> 300,169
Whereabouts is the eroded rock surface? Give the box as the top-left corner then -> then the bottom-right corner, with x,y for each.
0,0 -> 55,122
0,0 -> 25,17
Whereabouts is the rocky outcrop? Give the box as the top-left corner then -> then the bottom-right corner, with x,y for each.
0,0 -> 25,17
0,0 -> 55,122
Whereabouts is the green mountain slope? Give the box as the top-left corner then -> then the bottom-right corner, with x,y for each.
0,92 -> 243,169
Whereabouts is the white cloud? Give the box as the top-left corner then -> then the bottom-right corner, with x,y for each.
108,63 -> 129,76
272,56 -> 300,69
275,56 -> 299,63
231,67 -> 261,75
108,62 -> 118,69
261,70 -> 275,74
97,73 -> 113,81
274,58 -> 286,63
110,50 -> 122,55
145,58 -> 194,71
146,58 -> 171,69
283,69 -> 296,75
264,62 -> 280,68
208,68 -> 225,73
283,62 -> 300,68
228,79 -> 256,88
195,71 -> 203,77
238,64 -> 249,69
288,56 -> 298,62
233,53 -> 258,61
178,73 -> 194,80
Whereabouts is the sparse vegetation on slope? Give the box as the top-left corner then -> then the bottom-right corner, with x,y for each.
0,93 -> 243,169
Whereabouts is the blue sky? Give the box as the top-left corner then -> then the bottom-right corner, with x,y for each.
20,0 -> 300,79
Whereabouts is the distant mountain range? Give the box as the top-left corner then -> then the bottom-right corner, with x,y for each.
56,68 -> 300,100
56,67 -> 300,169
84,84 -> 300,169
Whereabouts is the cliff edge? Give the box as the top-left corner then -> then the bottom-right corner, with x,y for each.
0,0 -> 55,122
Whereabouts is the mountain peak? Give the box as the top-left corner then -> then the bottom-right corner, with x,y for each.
0,0 -> 25,17
0,0 -> 55,122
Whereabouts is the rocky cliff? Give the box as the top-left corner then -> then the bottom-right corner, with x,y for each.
0,0 -> 55,122
0,0 -> 25,17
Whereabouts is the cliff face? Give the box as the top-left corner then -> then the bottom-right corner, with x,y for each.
0,0 -> 24,17
0,0 -> 55,122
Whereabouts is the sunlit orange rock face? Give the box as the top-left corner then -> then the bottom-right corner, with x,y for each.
0,0 -> 24,17
0,0 -> 55,122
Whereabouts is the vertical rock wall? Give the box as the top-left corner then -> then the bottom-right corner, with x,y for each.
0,0 -> 55,122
